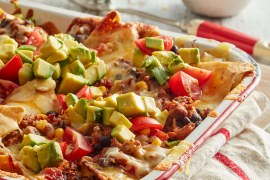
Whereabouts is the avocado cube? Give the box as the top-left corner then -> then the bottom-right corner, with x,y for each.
61,65 -> 71,78
74,98 -> 88,118
21,134 -> 49,147
168,57 -> 187,74
0,35 -> 18,46
95,60 -> 106,80
54,33 -> 74,41
16,49 -> 33,64
145,37 -> 164,51
141,96 -> 157,116
40,36 -> 62,56
68,105 -> 86,130
33,58 -> 55,79
109,111 -> 132,128
155,109 -> 168,126
19,146 -> 41,173
65,93 -> 79,106
92,100 -> 106,108
0,60 -> 4,68
117,92 -> 146,117
18,63 -> 34,85
69,47 -> 93,65
86,106 -> 103,122
52,63 -> 61,80
62,39 -> 81,50
85,65 -> 98,85
0,44 -> 16,63
152,51 -> 178,65
46,48 -> 68,64
105,94 -> 119,108
132,48 -> 146,68
102,107 -> 115,125
36,142 -> 63,169
90,86 -> 104,99
58,73 -> 88,94
178,48 -> 200,65
111,125 -> 135,143
69,59 -> 85,76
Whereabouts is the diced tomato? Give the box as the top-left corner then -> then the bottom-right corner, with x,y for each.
44,167 -> 64,180
76,86 -> 92,100
130,117 -> 163,133
0,80 -> 18,99
63,127 -> 93,161
151,129 -> 169,141
0,54 -> 23,83
182,65 -> 213,85
59,142 -> 67,155
169,71 -> 202,100
25,27 -> 47,50
57,94 -> 68,112
135,35 -> 173,55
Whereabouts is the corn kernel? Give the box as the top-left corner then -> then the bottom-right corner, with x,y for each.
135,81 -> 148,91
35,120 -> 47,130
98,86 -> 107,94
55,128 -> 64,139
139,128 -> 150,135
152,137 -> 162,146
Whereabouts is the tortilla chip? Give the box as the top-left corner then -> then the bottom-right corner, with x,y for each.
0,105 -> 25,138
0,169 -> 28,179
81,156 -> 135,180
83,11 -> 139,63
196,61 -> 254,109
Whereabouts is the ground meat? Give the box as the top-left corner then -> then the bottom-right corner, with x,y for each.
2,130 -> 22,147
88,125 -> 113,146
120,140 -> 144,159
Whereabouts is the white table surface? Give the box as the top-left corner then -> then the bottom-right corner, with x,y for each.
27,0 -> 270,127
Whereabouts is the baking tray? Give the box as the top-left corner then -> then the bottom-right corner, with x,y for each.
0,0 -> 261,179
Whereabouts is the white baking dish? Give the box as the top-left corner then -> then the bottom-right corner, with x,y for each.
0,0 -> 261,179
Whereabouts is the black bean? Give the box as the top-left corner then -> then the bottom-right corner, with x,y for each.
1,19 -> 10,28
93,143 -> 103,152
130,68 -> 137,77
190,112 -> 202,126
99,136 -> 111,147
46,111 -> 59,117
170,45 -> 179,54
182,117 -> 191,126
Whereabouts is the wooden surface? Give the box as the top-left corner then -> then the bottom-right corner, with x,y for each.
29,0 -> 270,127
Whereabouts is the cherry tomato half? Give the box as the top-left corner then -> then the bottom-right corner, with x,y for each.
135,35 -> 173,55
57,94 -> 68,113
0,54 -> 23,83
25,27 -> 47,50
182,65 -> 213,86
76,86 -> 92,100
130,117 -> 163,133
169,71 -> 202,100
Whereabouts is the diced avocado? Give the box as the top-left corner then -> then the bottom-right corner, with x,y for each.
58,73 -> 88,94
68,105 -> 86,130
17,45 -> 36,51
92,100 -> 106,108
144,55 -> 163,69
102,107 -> 115,125
145,37 -> 164,51
16,49 -> 33,64
117,92 -> 146,117
19,146 -> 41,173
54,33 -> 74,41
65,93 -> 79,106
33,58 -> 55,79
61,65 -> 71,78
111,125 -> 135,143
95,60 -> 106,80
69,47 -> 93,65
36,142 -> 63,169
46,48 -> 68,64
18,63 -> 34,85
90,86 -> 104,99
21,134 -> 48,147
0,44 -> 16,63
152,51 -> 178,65
40,36 -> 62,56
74,98 -> 88,118
132,48 -> 147,68
69,59 -> 85,76
141,96 -> 157,116
168,56 -> 187,74
86,105 -> 103,122
52,63 -> 61,80
178,48 -> 200,65
62,39 -> 81,50
84,65 -> 98,85
0,35 -> 18,47
109,111 -> 132,128
0,60 -> 4,68
155,109 -> 168,126
105,94 -> 119,108
59,59 -> 70,68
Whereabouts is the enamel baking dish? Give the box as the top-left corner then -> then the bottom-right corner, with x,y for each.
0,0 -> 261,179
